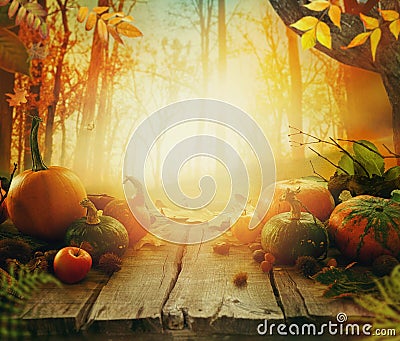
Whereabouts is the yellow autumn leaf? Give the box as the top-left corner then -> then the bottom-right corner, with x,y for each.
304,1 -> 330,11
301,27 -> 317,50
360,13 -> 379,30
344,31 -> 372,49
85,11 -> 97,31
77,6 -> 88,23
328,5 -> 341,29
370,28 -> 381,61
330,0 -> 345,13
93,6 -> 109,15
101,12 -> 116,21
107,24 -> 124,44
117,22 -> 143,38
97,18 -> 108,43
108,17 -> 123,26
389,19 -> 400,40
316,21 -> 331,49
380,9 -> 399,22
123,15 -> 134,22
290,16 -> 319,32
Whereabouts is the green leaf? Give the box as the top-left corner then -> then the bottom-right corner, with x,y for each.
391,190 -> 400,203
384,166 -> 400,181
314,266 -> 377,298
337,153 -> 354,175
0,4 -> 15,28
0,27 -> 30,75
353,140 -> 384,177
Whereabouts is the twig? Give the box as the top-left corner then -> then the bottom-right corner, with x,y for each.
288,125 -> 336,147
309,160 -> 328,182
329,138 -> 370,176
382,144 -> 400,159
308,147 -> 350,175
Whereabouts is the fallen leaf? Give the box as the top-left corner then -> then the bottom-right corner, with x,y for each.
360,13 -> 379,30
389,19 -> 400,40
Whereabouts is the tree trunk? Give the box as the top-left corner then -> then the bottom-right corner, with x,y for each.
218,0 -> 226,87
286,27 -> 304,160
73,0 -> 107,177
0,69 -> 14,175
44,0 -> 71,164
381,73 -> 400,162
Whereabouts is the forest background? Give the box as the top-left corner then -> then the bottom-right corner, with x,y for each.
0,0 -> 394,208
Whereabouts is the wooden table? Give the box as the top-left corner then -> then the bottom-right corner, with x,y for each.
19,241 -> 373,340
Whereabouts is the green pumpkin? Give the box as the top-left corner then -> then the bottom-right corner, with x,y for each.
261,188 -> 329,265
65,198 -> 129,261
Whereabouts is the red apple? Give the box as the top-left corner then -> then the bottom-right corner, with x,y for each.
53,247 -> 92,284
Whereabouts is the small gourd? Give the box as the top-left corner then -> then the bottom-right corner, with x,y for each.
65,199 -> 129,261
261,188 -> 329,265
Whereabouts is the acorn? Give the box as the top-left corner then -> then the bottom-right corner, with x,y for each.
372,255 -> 399,277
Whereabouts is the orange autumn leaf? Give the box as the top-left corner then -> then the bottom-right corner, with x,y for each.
92,6 -> 109,15
359,13 -> 379,30
85,11 -> 97,31
5,88 -> 28,107
77,6 -> 88,23
116,22 -> 143,38
328,4 -> 342,29
380,9 -> 399,22
343,31 -> 372,49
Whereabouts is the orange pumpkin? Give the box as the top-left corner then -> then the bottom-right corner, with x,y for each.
7,116 -> 86,241
231,213 -> 263,244
257,178 -> 335,224
103,198 -> 148,245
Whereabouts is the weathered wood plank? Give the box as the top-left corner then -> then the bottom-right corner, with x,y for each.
20,269 -> 109,336
163,243 -> 284,335
86,244 -> 183,335
273,268 -> 374,323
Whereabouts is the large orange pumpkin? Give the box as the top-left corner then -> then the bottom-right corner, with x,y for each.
328,195 -> 400,264
7,116 -> 86,241
257,178 -> 335,224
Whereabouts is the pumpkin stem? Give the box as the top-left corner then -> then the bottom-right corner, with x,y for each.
30,116 -> 48,172
280,188 -> 302,220
80,198 -> 101,225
